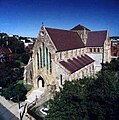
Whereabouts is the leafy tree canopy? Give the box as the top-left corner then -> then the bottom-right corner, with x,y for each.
46,71 -> 119,120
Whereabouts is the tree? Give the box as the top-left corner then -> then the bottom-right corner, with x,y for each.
45,71 -> 119,120
21,53 -> 30,64
46,80 -> 88,120
103,58 -> 119,71
1,83 -> 27,101
85,71 -> 119,120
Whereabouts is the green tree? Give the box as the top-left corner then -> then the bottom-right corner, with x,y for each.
103,58 -> 119,71
1,83 -> 27,101
85,71 -> 119,120
45,71 -> 119,120
46,80 -> 88,120
21,53 -> 30,64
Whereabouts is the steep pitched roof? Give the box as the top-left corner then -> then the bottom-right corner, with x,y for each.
59,54 -> 94,74
45,27 -> 84,52
71,24 -> 90,31
86,30 -> 107,47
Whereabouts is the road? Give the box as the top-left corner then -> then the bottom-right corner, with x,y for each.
0,96 -> 35,120
0,103 -> 18,120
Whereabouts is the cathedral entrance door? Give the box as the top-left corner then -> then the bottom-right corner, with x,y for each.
37,76 -> 45,88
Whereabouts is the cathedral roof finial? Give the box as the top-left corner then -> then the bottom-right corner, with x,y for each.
42,22 -> 44,26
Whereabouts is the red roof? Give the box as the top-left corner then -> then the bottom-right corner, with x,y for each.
46,27 -> 84,52
0,46 -> 12,55
28,44 -> 34,49
86,30 -> 107,47
59,54 -> 94,74
71,24 -> 90,31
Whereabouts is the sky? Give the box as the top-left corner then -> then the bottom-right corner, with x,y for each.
0,0 -> 119,37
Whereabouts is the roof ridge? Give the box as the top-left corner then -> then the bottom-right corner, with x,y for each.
45,27 -> 77,33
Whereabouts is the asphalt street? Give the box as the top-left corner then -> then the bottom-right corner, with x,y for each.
0,103 -> 18,120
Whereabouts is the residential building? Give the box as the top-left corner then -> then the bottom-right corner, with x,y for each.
110,36 -> 119,58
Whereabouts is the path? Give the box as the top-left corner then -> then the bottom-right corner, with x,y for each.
26,88 -> 44,103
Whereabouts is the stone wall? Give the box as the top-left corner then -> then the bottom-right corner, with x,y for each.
24,58 -> 33,85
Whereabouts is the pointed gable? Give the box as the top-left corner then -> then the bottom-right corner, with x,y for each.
71,24 -> 90,31
86,30 -> 107,47
46,27 -> 84,52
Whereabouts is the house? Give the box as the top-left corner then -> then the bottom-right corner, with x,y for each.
19,37 -> 36,47
110,36 -> 119,58
24,24 -> 111,94
0,33 -> 8,39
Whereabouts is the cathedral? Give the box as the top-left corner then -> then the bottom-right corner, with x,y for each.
24,24 -> 111,94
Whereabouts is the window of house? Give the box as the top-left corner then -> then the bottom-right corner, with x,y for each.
60,74 -> 63,85
37,52 -> 40,69
94,48 -> 96,52
46,47 -> 48,71
42,42 -> 45,67
90,48 -> 92,52
97,48 -> 100,52
40,48 -> 42,68
49,53 -> 52,74
92,65 -> 94,71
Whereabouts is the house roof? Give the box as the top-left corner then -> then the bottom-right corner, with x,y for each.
45,27 -> 84,52
59,54 -> 94,74
71,24 -> 90,31
0,46 -> 12,55
86,30 -> 107,47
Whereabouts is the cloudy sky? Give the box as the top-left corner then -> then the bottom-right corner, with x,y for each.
0,0 -> 119,37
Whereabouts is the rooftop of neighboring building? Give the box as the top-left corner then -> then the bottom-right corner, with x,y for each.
0,46 -> 12,55
110,36 -> 119,41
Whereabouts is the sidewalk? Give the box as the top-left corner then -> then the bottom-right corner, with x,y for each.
0,96 -> 35,120
26,88 -> 44,103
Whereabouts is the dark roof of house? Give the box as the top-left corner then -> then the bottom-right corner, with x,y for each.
86,30 -> 107,47
71,24 -> 90,31
59,54 -> 94,74
0,46 -> 12,55
46,27 -> 84,52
